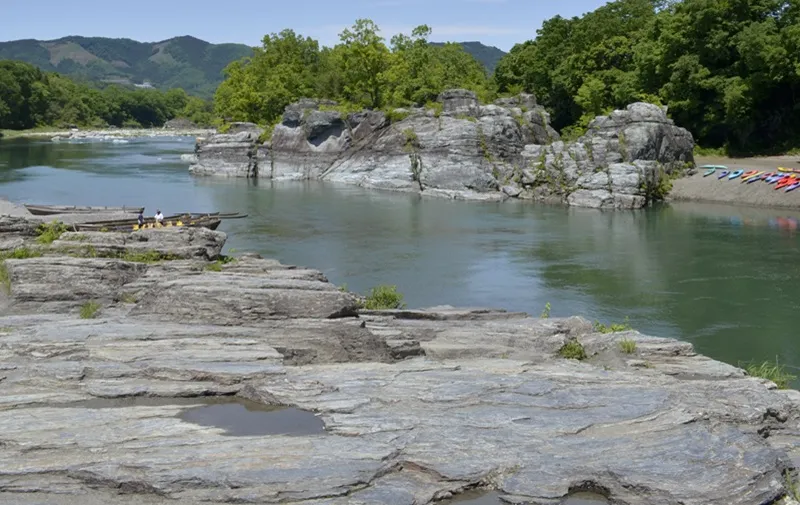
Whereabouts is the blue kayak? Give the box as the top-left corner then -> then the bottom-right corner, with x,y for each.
728,170 -> 744,180
787,181 -> 800,193
718,170 -> 730,179
700,165 -> 728,169
703,168 -> 716,177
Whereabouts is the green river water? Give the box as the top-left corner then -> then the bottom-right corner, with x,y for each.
2,136 -> 800,379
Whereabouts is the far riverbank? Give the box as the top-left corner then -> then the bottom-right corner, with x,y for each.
1,127 -> 214,141
670,154 -> 800,209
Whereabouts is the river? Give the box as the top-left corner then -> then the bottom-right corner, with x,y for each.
2,136 -> 800,378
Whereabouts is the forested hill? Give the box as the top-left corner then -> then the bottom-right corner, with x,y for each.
430,42 -> 506,72
0,36 -> 253,98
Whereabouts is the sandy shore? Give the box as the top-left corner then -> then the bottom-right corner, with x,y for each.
670,155 -> 800,209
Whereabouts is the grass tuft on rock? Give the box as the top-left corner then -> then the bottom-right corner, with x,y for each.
745,357 -> 796,389
363,285 -> 406,310
79,301 -> 101,319
618,338 -> 637,354
594,317 -> 632,334
558,339 -> 587,360
36,221 -> 68,244
540,302 -> 551,319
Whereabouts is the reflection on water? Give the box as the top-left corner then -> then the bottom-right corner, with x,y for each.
3,138 -> 800,381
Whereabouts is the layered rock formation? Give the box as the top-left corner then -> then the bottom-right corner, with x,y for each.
0,215 -> 799,505
189,91 -> 695,208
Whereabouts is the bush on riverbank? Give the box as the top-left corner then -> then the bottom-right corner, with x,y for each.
363,285 -> 406,310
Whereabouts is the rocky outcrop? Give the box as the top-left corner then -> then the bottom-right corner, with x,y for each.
189,122 -> 264,177
190,93 -> 695,209
0,216 -> 799,505
520,103 -> 696,209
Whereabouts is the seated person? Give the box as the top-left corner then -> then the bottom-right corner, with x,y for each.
154,209 -> 164,224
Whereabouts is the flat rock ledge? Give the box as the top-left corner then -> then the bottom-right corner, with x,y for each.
0,219 -> 799,505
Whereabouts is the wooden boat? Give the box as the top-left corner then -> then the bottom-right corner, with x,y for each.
25,204 -> 144,216
73,216 -> 221,232
76,212 -> 246,229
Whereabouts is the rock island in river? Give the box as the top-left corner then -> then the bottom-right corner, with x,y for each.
0,202 -> 799,504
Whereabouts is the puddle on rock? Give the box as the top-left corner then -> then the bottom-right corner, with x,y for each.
58,396 -> 326,436
562,492 -> 610,504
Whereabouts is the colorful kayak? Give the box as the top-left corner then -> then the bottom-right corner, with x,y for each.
766,173 -> 784,184
778,167 -> 800,174
718,170 -> 730,179
703,168 -> 716,177
700,165 -> 728,169
728,170 -> 744,180
752,172 -> 771,183
786,181 -> 800,192
740,170 -> 759,181
775,176 -> 797,190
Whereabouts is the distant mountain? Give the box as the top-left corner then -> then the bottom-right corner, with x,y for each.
0,36 -> 253,98
431,41 -> 507,73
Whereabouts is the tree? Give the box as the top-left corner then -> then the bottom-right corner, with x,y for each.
336,19 -> 391,109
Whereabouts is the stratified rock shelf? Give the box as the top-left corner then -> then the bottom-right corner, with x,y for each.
190,91 -> 695,209
0,214 -> 799,505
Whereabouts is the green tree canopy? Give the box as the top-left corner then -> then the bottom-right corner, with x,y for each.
213,19 -> 492,125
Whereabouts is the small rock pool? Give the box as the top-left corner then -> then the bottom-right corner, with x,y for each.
58,396 -> 326,436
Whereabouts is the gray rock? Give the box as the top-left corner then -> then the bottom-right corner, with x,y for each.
5,257 -> 148,312
0,220 -> 798,504
189,126 -> 264,177
55,228 -> 226,261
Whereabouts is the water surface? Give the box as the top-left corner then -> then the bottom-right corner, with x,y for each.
2,137 -> 800,378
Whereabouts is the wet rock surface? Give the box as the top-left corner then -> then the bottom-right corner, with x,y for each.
190,94 -> 695,208
0,215 -> 798,505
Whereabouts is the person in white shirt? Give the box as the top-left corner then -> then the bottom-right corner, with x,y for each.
154,209 -> 164,224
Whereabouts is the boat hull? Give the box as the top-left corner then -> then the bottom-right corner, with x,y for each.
25,204 -> 144,216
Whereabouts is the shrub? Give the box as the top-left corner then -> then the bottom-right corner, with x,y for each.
558,339 -> 587,360
594,317 -> 632,334
36,221 -> 68,244
79,301 -> 101,319
540,302 -> 551,319
363,285 -> 406,310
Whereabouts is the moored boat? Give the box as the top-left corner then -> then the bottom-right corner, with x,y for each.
72,216 -> 222,232
25,204 -> 145,216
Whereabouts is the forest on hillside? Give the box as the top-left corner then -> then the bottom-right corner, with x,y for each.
0,60 -> 214,130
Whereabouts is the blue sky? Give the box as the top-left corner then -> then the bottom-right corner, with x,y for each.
1,0 -> 610,51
